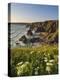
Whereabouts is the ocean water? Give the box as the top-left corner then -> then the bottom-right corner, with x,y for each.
10,24 -> 29,47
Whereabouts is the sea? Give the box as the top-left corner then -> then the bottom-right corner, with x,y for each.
10,23 -> 29,47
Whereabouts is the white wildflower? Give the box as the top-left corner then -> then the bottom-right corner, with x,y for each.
44,57 -> 48,62
25,61 -> 29,64
17,62 -> 23,66
35,71 -> 38,75
30,51 -> 34,54
49,60 -> 54,63
46,66 -> 51,72
46,62 -> 53,66
37,66 -> 39,69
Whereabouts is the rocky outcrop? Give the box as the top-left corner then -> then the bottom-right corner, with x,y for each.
27,29 -> 33,36
18,20 -> 58,46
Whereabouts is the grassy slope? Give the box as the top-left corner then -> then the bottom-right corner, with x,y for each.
10,44 -> 58,76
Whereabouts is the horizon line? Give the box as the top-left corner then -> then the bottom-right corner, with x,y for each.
8,19 -> 58,24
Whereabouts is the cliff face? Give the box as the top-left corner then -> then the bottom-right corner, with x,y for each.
30,20 -> 58,32
19,20 -> 58,45
29,20 -> 58,44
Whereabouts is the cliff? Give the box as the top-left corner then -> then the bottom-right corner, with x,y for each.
19,20 -> 58,45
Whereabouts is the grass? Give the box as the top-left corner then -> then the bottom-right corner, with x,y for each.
10,44 -> 58,76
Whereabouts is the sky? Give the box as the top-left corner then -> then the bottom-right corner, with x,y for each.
9,3 -> 58,23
